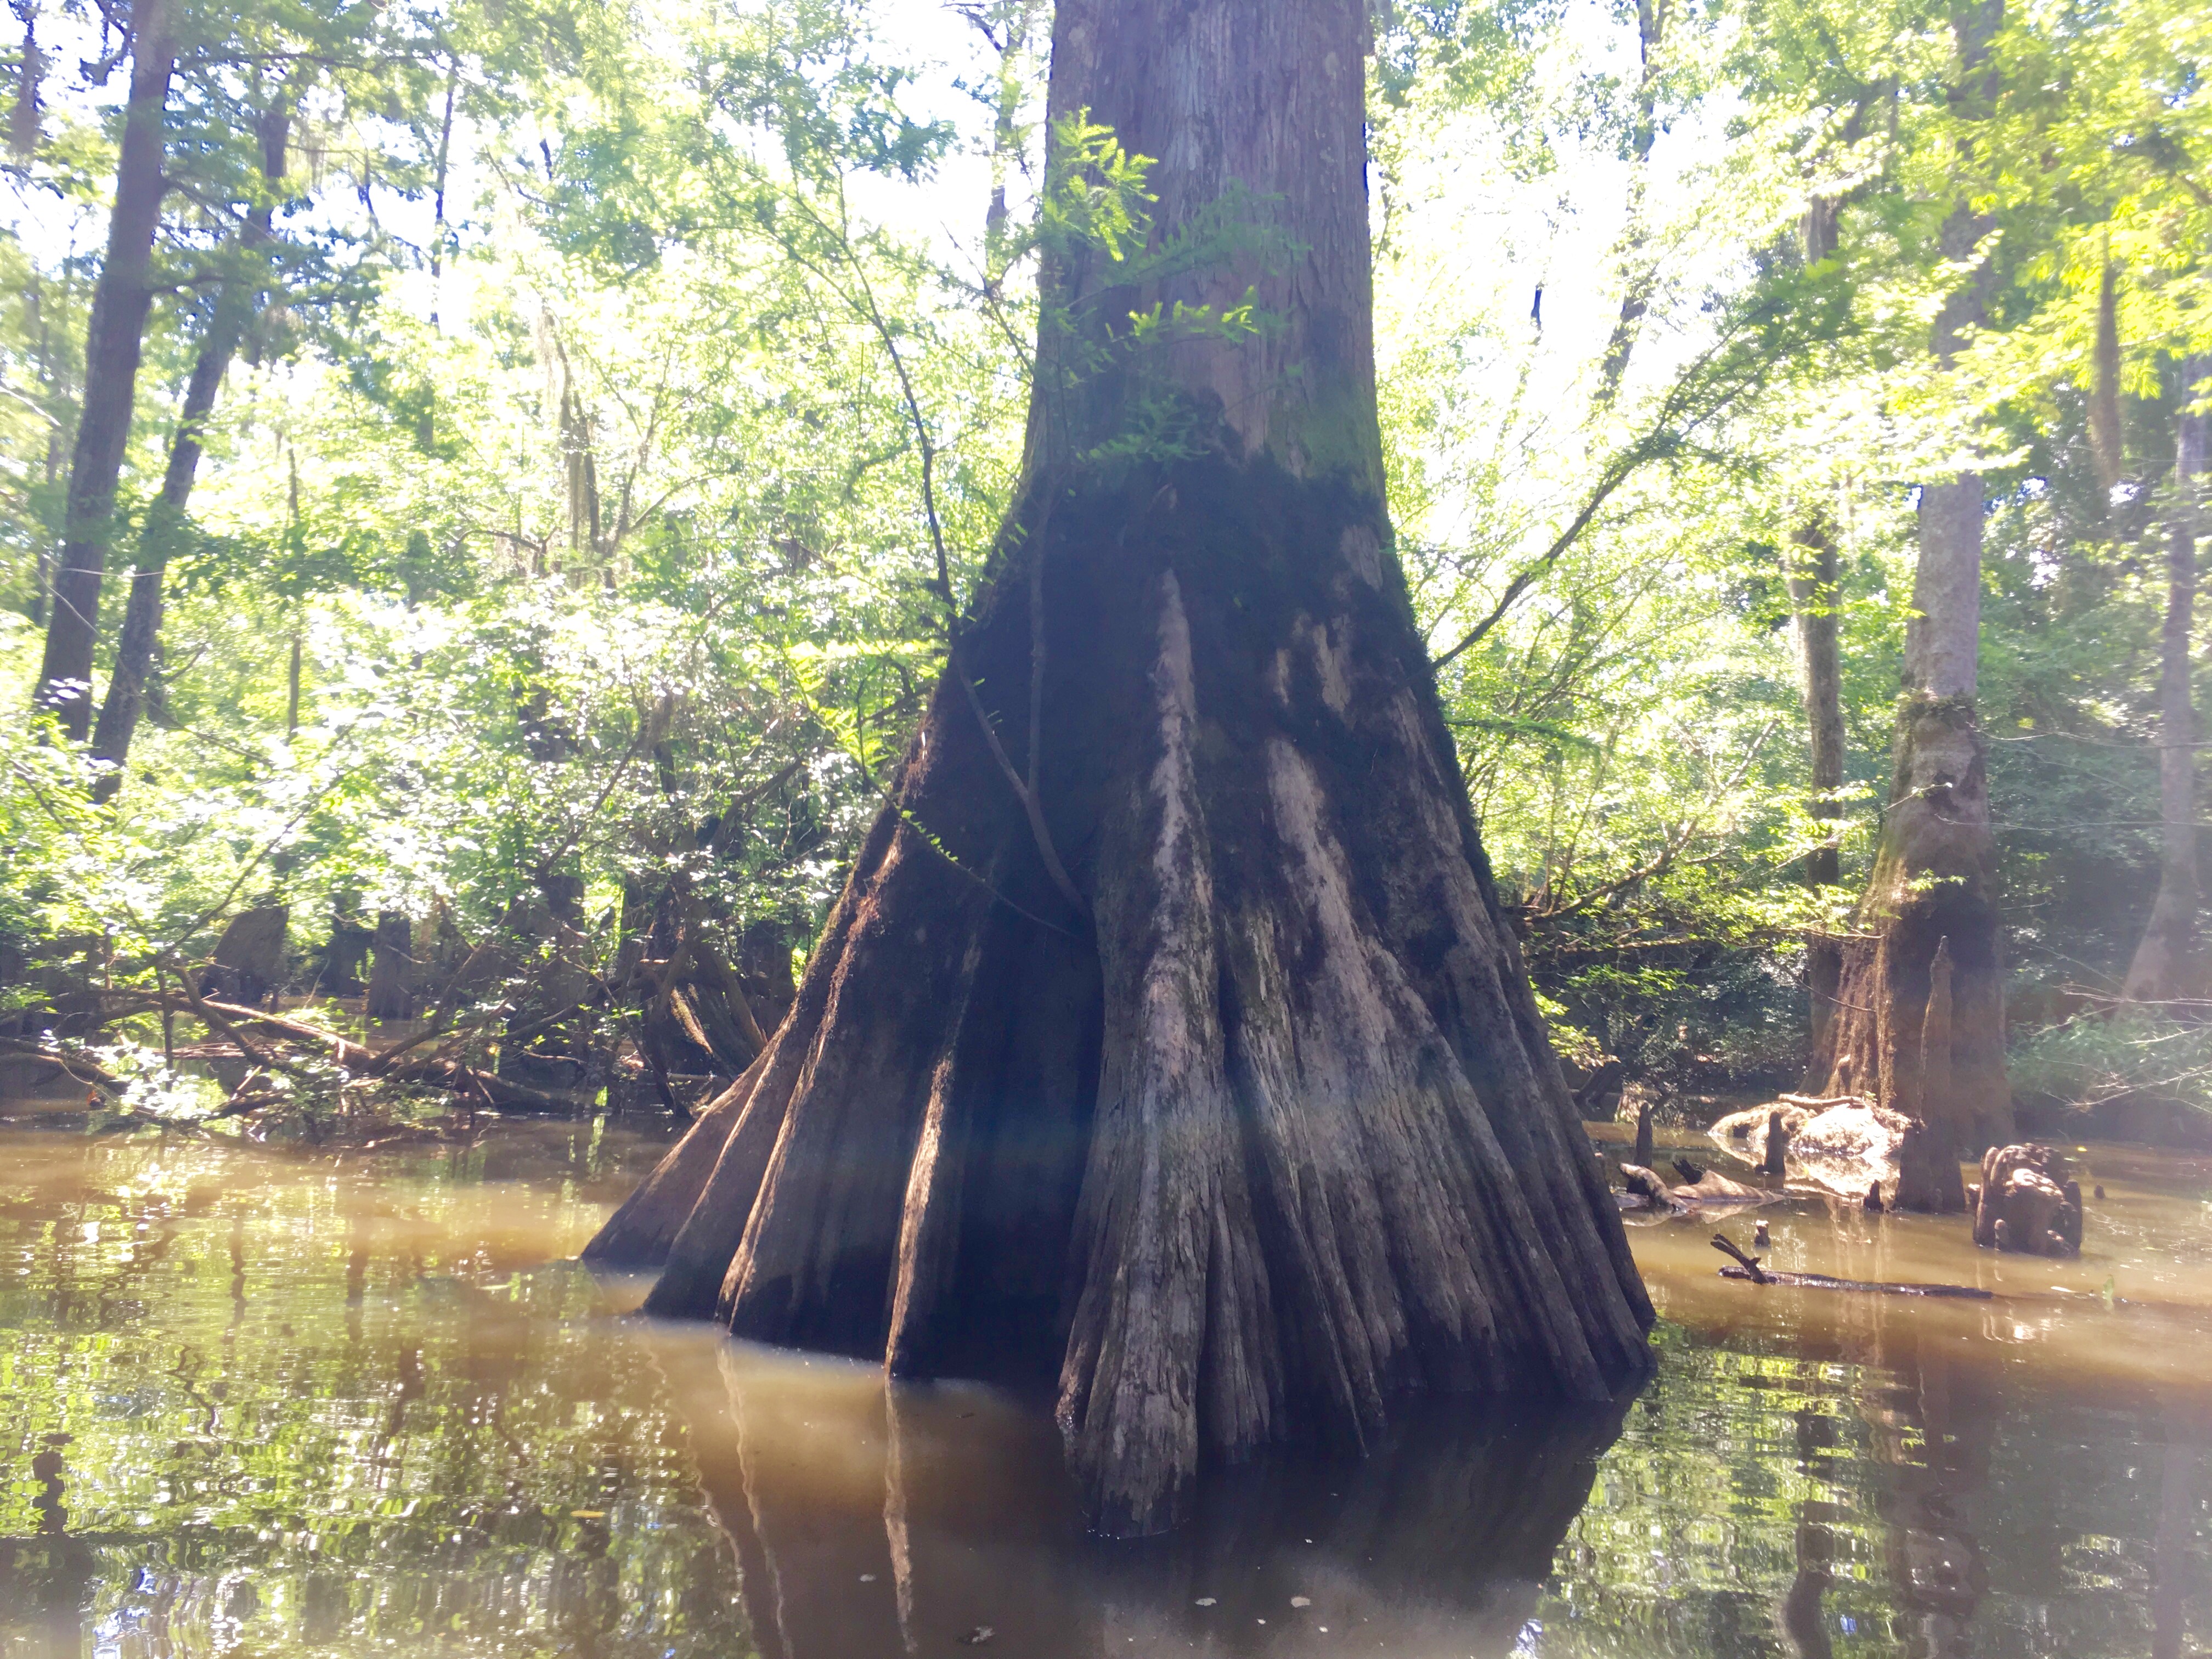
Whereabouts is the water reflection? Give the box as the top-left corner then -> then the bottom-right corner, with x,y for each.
662,1331 -> 1628,1659
0,1121 -> 2206,1658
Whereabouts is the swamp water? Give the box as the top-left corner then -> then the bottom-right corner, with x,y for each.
0,1116 -> 2207,1658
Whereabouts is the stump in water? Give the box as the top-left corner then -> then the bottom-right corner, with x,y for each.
312,896 -> 374,997
199,906 -> 287,1006
1969,1144 -> 2082,1256
586,0 -> 1652,1536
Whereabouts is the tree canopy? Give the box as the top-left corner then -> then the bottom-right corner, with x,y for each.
2,0 -> 2209,1136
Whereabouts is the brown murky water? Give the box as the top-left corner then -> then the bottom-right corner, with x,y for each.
1,1115 -> 2207,1657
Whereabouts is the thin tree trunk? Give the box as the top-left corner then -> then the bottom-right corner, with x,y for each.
2089,253 -> 2123,511
589,0 -> 1653,1537
89,105 -> 289,801
31,0 -> 175,740
1786,517 -> 1846,1073
2122,360 -> 2206,1004
427,54 -> 458,331
9,0 -> 40,163
1594,0 -> 1671,407
284,630 -> 302,736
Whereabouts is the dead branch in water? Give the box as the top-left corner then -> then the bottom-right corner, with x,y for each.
1709,1237 -> 1993,1299
108,991 -> 574,1113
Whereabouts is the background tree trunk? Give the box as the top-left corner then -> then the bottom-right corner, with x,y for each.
91,104 -> 289,799
365,911 -> 415,1020
1808,479 -> 2011,1182
2089,257 -> 2123,511
589,0 -> 1653,1536
1807,14 -> 2012,1186
2122,360 -> 2205,1005
31,0 -> 174,740
1786,517 -> 1846,1075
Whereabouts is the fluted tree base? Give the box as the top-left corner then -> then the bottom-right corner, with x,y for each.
588,459 -> 1653,1534
1811,694 -> 2011,1209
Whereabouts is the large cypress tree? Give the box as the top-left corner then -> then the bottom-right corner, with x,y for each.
589,0 -> 1653,1535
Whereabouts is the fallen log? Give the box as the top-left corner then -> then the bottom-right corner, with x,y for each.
1709,1235 -> 1991,1299
1715,1266 -> 1994,1300
1621,1163 -> 1775,1212
181,998 -> 573,1113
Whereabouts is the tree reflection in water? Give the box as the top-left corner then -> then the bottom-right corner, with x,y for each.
667,1326 -> 1630,1659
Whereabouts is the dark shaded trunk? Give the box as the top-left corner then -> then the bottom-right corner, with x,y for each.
90,106 -> 286,800
588,0 -> 1651,1536
1893,936 -> 1965,1209
312,896 -> 374,996
1786,517 -> 1846,1074
365,911 -> 415,1020
2122,362 -> 2205,1005
31,0 -> 174,740
198,904 -> 287,1007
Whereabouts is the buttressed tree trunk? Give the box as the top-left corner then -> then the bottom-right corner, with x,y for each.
31,0 -> 174,740
1809,235 -> 2011,1194
2122,359 -> 2207,1004
588,0 -> 1654,1536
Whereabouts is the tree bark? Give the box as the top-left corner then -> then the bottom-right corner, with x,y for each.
588,0 -> 1652,1537
1786,516 -> 1846,1073
1808,533 -> 2011,1183
2122,361 -> 2205,1005
31,0 -> 174,740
